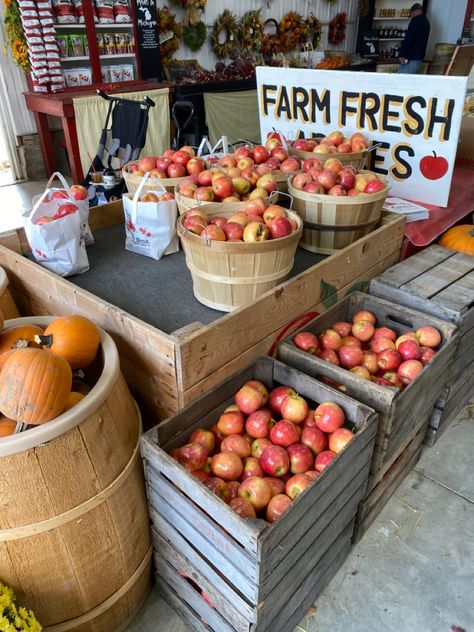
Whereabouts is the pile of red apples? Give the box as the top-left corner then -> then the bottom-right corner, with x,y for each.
290,131 -> 370,155
35,184 -> 88,225
182,198 -> 299,242
209,139 -> 302,177
126,146 -> 207,180
169,379 -> 356,523
293,309 -> 442,389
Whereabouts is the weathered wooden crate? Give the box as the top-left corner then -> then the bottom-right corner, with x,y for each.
277,293 -> 458,480
0,202 -> 404,424
369,244 -> 474,445
353,422 -> 427,543
141,356 -> 378,632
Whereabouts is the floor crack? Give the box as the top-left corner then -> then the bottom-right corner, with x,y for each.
413,468 -> 474,504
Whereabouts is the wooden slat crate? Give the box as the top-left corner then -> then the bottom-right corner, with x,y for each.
141,357 -> 378,632
369,244 -> 474,444
0,203 -> 405,424
353,422 -> 427,543
277,292 -> 458,480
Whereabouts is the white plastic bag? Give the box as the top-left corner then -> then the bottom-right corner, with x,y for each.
122,175 -> 179,260
31,172 -> 94,246
197,135 -> 230,165
24,185 -> 89,277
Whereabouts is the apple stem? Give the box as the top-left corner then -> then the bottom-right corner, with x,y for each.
432,151 -> 437,158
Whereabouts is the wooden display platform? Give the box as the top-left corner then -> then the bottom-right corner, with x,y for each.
0,202 -> 405,422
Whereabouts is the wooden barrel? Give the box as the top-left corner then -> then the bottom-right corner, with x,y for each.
0,317 -> 151,631
177,204 -> 303,312
288,172 -> 389,255
429,43 -> 456,75
0,266 -> 20,320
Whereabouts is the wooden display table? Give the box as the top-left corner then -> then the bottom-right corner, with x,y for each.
24,80 -> 171,183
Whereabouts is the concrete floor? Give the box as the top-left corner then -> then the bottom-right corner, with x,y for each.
0,179 -> 48,231
127,405 -> 474,632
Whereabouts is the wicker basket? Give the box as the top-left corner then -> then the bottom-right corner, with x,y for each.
289,144 -> 369,171
287,171 -> 389,255
177,204 -> 303,312
122,164 -> 186,194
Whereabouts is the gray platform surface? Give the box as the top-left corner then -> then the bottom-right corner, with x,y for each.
127,403 -> 474,632
68,224 -> 324,334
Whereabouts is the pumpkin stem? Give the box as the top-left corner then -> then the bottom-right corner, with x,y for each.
35,334 -> 53,348
73,369 -> 86,379
13,338 -> 31,349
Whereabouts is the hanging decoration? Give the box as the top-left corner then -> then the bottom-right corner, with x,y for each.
211,9 -> 239,59
157,6 -> 182,64
183,20 -> 206,51
239,9 -> 264,53
261,18 -> 283,57
359,0 -> 370,18
0,583 -> 42,631
2,0 -> 30,72
306,13 -> 322,49
328,12 -> 347,45
278,11 -> 309,53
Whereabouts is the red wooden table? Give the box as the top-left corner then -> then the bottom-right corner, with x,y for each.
24,81 -> 172,183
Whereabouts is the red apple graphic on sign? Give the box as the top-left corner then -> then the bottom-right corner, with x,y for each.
419,152 -> 449,180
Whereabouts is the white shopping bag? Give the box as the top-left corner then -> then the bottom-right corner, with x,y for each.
25,185 -> 89,277
122,175 -> 179,260
31,172 -> 94,246
197,135 -> 230,165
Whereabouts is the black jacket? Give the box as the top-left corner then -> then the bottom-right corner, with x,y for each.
399,13 -> 430,61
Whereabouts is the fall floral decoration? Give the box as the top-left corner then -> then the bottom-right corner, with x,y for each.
239,9 -> 264,53
2,0 -> 30,72
328,12 -> 347,45
0,583 -> 42,631
157,6 -> 182,64
211,9 -> 239,59
261,18 -> 283,57
278,11 -> 309,53
183,21 -> 206,51
306,13 -> 322,48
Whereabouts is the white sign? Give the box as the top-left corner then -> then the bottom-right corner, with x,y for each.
256,67 -> 468,206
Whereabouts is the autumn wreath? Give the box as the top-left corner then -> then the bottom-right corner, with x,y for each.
211,9 -> 239,59
306,13 -> 322,49
239,9 -> 264,53
261,18 -> 283,56
157,6 -> 182,64
279,11 -> 309,53
328,12 -> 347,45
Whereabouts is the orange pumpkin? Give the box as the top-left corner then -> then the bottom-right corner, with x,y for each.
0,324 -> 44,354
63,391 -> 85,412
439,225 -> 474,256
0,415 -> 17,437
0,308 -> 4,333
37,315 -> 100,369
0,349 -> 17,372
0,348 -> 72,424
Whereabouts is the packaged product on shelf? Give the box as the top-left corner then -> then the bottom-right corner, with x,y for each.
63,68 -> 81,87
103,32 -> 116,54
78,67 -> 92,85
121,63 -> 133,81
52,0 -> 77,23
69,34 -> 84,56
96,33 -> 106,55
82,34 -> 89,55
115,32 -> 128,53
113,0 -> 131,23
72,0 -> 84,22
56,35 -> 69,57
125,32 -> 135,53
101,66 -> 111,82
109,65 -> 123,82
94,0 -> 114,23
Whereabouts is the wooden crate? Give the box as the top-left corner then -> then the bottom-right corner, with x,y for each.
369,244 -> 474,445
353,423 -> 427,543
141,357 -> 378,632
0,201 -> 404,423
277,293 -> 458,479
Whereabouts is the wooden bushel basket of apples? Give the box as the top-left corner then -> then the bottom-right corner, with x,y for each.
122,146 -> 207,194
288,158 -> 390,255
177,199 -> 303,312
289,131 -> 372,171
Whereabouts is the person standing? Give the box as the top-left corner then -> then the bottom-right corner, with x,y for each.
397,3 -> 430,74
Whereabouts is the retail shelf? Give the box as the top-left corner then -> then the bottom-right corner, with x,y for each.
54,23 -> 133,29
99,53 -> 135,59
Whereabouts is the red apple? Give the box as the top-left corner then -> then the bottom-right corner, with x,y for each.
243,222 -> 270,242
397,359 -> 423,385
395,332 -> 419,349
167,163 -> 186,178
304,181 -> 325,194
256,174 -> 278,194
364,179 -> 386,194
244,197 -> 267,217
238,476 -> 272,511
235,384 -> 265,414
156,157 -> 172,172
226,480 -> 240,500
54,202 -> 78,218
318,349 -> 340,365
267,216 -> 293,240
183,213 -> 207,236
177,442 -> 208,471
294,331 -> 319,354
332,321 -> 353,338
370,337 -> 395,353
241,456 -> 264,480
303,157 -> 322,172
246,408 -> 273,438
337,142 -> 352,153
252,145 -> 269,164
377,348 -> 402,372
373,326 -> 397,342
336,169 -> 356,190
383,371 -> 404,388
268,385 -> 296,414
217,410 -> 245,436
270,419 -> 300,447
262,204 -> 286,223
235,146 -> 253,160
189,428 -> 215,454
266,494 -> 292,522
350,365 -> 371,379
416,326 -> 441,349
317,169 -> 337,190
323,157 -> 344,174
293,138 -> 311,151
36,215 -> 55,225
138,156 -> 157,172
223,222 -> 244,241
419,151 -> 449,180
204,477 -> 230,502
361,350 -> 379,374
419,346 -> 436,365
328,428 -> 354,453
266,477 -> 286,497
314,402 -> 345,433
211,451 -> 243,481
320,329 -> 342,351
339,345 -> 364,369
260,445 -> 290,477
70,184 -> 88,201
230,497 -> 256,518
292,173 -> 313,190
201,225 -> 226,241
279,157 -> 300,174
285,473 -> 312,500
287,443 -> 314,474
220,434 -> 251,459
209,215 -> 227,229
314,450 -> 337,472
191,469 -> 210,482
270,146 -> 288,162
300,425 -> 328,454
340,335 -> 362,348
352,310 -> 376,325
352,320 -> 375,342
50,189 -> 69,200
398,339 -> 421,361
250,437 -> 273,459
212,176 -> 234,199
280,394 -> 309,424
